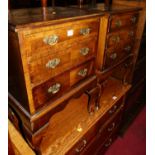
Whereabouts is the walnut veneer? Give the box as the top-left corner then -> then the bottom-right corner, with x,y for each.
8,4 -> 142,154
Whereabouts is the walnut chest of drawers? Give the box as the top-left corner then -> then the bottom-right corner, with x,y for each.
8,5 -> 141,155
9,7 -> 105,149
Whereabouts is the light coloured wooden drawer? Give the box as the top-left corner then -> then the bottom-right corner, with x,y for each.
25,18 -> 99,57
32,71 -> 70,110
70,60 -> 95,87
28,37 -> 97,87
32,60 -> 95,110
109,12 -> 139,32
66,124 -> 98,155
106,28 -> 136,49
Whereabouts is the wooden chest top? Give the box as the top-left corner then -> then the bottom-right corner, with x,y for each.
8,7 -> 104,31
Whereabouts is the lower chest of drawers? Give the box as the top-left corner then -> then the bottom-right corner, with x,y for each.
67,97 -> 124,155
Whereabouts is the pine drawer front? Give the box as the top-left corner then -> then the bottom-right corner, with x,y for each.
32,71 -> 70,110
70,60 -> 95,87
104,43 -> 133,68
28,37 -> 97,87
106,28 -> 136,49
24,18 -> 99,57
109,12 -> 139,32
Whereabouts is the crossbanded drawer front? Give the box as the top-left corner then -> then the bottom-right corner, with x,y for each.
106,28 -> 136,49
28,49 -> 71,87
70,60 -> 95,87
104,43 -> 133,69
70,37 -> 97,63
25,18 -> 99,56
28,37 -> 97,87
109,12 -> 139,32
32,72 -> 70,110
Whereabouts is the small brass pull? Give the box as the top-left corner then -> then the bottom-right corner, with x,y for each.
109,105 -> 117,114
124,45 -> 131,52
80,28 -> 91,35
112,35 -> 120,43
75,139 -> 87,153
115,20 -> 122,27
131,16 -> 137,23
108,123 -> 115,132
110,53 -> 117,60
99,124 -> 105,134
80,48 -> 90,56
104,138 -> 112,147
78,68 -> 88,77
48,83 -> 61,94
129,31 -> 134,37
43,35 -> 59,45
46,58 -> 60,69
124,61 -> 133,68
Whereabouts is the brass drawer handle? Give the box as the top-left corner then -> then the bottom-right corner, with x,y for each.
131,16 -> 137,23
80,28 -> 91,35
109,105 -> 117,114
109,53 -> 117,60
43,35 -> 59,45
80,48 -> 90,56
112,35 -> 120,43
129,31 -> 134,37
108,123 -> 115,132
78,68 -> 88,77
104,138 -> 112,147
48,83 -> 61,94
99,124 -> 105,134
115,20 -> 122,27
124,45 -> 131,52
124,61 -> 133,68
46,58 -> 60,69
75,139 -> 87,153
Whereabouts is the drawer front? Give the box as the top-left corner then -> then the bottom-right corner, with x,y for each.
32,72 -> 70,110
67,125 -> 98,155
26,18 -> 99,56
101,97 -> 124,123
97,109 -> 122,141
97,131 -> 118,155
109,12 -> 139,32
32,61 -> 95,110
70,60 -> 95,86
28,37 -> 97,86
81,103 -> 123,155
106,28 -> 135,49
112,57 -> 133,82
104,43 -> 133,68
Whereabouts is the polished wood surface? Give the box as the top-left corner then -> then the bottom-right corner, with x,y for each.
8,3 -> 143,154
108,11 -> 139,32
8,120 -> 35,155
8,7 -> 104,31
38,77 -> 131,154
